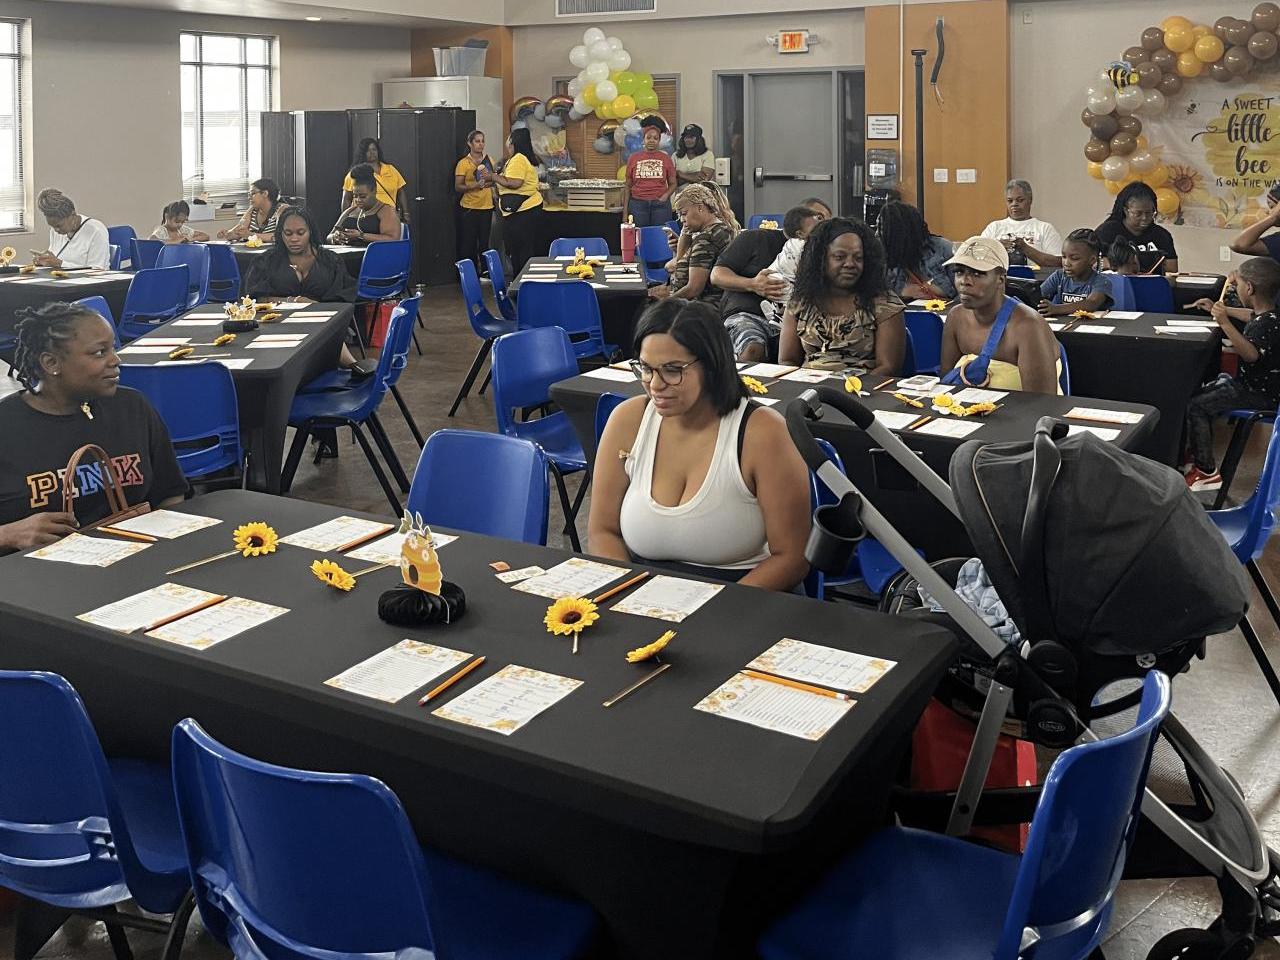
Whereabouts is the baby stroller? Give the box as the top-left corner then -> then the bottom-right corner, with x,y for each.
785,386 -> 1279,960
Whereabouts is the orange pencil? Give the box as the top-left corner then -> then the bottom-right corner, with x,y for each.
905,414 -> 931,431
338,524 -> 395,553
743,669 -> 850,701
95,526 -> 158,544
593,571 -> 649,604
145,594 -> 228,632
419,656 -> 486,706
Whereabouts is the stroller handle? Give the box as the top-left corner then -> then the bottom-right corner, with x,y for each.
783,387 -> 871,472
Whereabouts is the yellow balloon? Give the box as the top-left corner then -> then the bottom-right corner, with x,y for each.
1135,134 -> 1149,150
1087,161 -> 1105,179
1105,179 -> 1124,195
1192,24 -> 1211,39
1165,25 -> 1195,53
617,165 -> 627,181
611,93 -> 636,117
1143,164 -> 1170,188
582,83 -> 599,107
597,101 -> 614,119
1155,186 -> 1180,216
1161,14 -> 1193,32
1194,34 -> 1225,62
1176,49 -> 1204,76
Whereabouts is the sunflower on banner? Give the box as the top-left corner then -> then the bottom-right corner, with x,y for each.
1082,4 -> 1280,228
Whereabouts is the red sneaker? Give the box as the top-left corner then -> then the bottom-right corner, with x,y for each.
1185,467 -> 1223,492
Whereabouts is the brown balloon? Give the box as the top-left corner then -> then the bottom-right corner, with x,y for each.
1109,132 -> 1138,156
1141,26 -> 1166,51
1211,60 -> 1235,81
1085,138 -> 1112,162
1225,45 -> 1255,74
1157,72 -> 1183,96
1150,48 -> 1178,72
1081,107 -> 1097,128
1226,19 -> 1256,45
1249,30 -> 1278,58
1117,114 -> 1143,136
1124,46 -> 1150,64
1136,62 -> 1163,88
1215,16 -> 1237,40
1090,114 -> 1120,140
1253,2 -> 1280,32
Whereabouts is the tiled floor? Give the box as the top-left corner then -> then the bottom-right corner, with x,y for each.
2,285 -> 1279,959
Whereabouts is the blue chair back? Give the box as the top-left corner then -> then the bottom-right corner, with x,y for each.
995,671 -> 1170,960
1058,340 -> 1071,396
1107,273 -> 1136,311
548,237 -> 609,258
107,226 -> 137,269
900,326 -> 917,377
108,244 -> 121,271
1128,275 -> 1175,313
491,327 -> 578,435
481,249 -> 517,323
517,280 -> 608,361
73,295 -> 121,349
664,220 -> 681,235
206,243 -> 242,303
356,239 -> 411,301
1212,420 -> 1280,563
748,214 -> 783,230
0,671 -> 172,911
131,237 -> 163,272
408,429 -> 550,545
118,265 -> 190,340
594,391 -> 629,446
156,243 -> 211,308
455,258 -> 503,337
381,296 -> 421,391
119,362 -> 242,480
637,226 -> 671,284
1007,265 -> 1036,279
904,311 -> 943,375
170,718 -> 437,958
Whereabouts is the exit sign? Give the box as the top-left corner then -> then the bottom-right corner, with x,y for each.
778,30 -> 810,53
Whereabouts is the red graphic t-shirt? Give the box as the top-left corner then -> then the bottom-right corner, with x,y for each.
627,150 -> 675,201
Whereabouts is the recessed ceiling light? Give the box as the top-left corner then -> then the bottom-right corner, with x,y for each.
304,15 -> 323,20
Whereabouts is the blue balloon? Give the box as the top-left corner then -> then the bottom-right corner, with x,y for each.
545,114 -> 564,129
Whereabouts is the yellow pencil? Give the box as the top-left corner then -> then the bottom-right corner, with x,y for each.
419,656 -> 486,706
743,669 -> 850,701
145,594 -> 228,632
95,526 -> 158,544
593,571 -> 649,604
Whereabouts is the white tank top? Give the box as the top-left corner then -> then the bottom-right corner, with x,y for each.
619,398 -> 769,570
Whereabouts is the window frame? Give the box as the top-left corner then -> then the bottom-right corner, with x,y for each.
0,19 -> 27,235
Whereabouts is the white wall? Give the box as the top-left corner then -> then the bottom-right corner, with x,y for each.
1010,0 -> 1252,272
512,9 -> 865,130
6,1 -> 410,252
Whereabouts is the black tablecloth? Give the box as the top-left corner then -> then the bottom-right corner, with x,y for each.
1030,269 -> 1225,311
230,244 -> 366,286
538,209 -> 624,255
0,490 -> 957,958
551,370 -> 1158,559
512,257 -> 650,357
117,306 -> 351,493
0,268 -> 134,337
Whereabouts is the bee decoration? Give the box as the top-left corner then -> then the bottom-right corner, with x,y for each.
1106,62 -> 1140,89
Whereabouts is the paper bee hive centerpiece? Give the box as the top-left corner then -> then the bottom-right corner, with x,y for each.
378,511 -> 467,626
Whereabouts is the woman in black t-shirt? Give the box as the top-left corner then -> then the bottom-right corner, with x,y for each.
244,207 -> 357,304
1095,182 -> 1178,274
0,303 -> 186,552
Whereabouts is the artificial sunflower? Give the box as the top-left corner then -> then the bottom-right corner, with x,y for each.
212,333 -> 236,346
50,270 -> 69,279
544,596 -> 599,636
965,401 -> 998,416
893,392 -> 924,409
844,375 -> 862,394
233,521 -> 278,557
311,558 -> 355,592
626,630 -> 676,663
741,375 -> 768,394
1070,309 -> 1096,320
757,219 -> 779,231
167,346 -> 195,360
0,246 -> 15,264
259,312 -> 283,323
921,299 -> 947,313
18,264 -> 34,274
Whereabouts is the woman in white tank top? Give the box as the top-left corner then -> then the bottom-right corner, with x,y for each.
587,299 -> 812,591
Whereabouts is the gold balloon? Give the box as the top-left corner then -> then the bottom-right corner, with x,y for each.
1136,134 -> 1149,150
1144,164 -> 1171,188
1164,25 -> 1196,52
1161,15 -> 1193,32
1155,186 -> 1181,216
1192,24 -> 1212,39
1105,178 -> 1125,195
1194,34 -> 1226,61
1176,50 -> 1204,76
1087,160 -> 1106,180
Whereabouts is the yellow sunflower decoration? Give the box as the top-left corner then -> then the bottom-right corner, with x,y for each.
167,347 -> 195,360
233,521 -> 278,557
741,375 -> 768,394
212,333 -> 236,346
311,558 -> 355,592
544,597 -> 599,636
844,375 -> 862,394
0,246 -> 15,265
921,299 -> 947,313
893,392 -> 924,409
626,630 -> 676,663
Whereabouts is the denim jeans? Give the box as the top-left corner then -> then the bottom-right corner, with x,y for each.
630,198 -> 673,228
1186,374 -> 1274,471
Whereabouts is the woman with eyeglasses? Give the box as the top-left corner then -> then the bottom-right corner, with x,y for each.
1095,182 -> 1178,274
218,178 -> 289,243
588,299 -> 811,592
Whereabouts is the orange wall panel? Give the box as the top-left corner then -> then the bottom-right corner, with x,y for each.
409,26 -> 514,135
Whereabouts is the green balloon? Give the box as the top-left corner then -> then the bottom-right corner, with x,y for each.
633,72 -> 654,88
615,70 -> 639,95
635,88 -> 659,111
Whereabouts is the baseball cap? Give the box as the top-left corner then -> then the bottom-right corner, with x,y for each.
944,236 -> 1009,273
681,124 -> 703,139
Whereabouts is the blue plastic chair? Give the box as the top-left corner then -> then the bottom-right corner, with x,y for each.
354,239 -> 413,355
119,362 -> 244,484
748,214 -> 783,229
0,671 -> 194,960
298,296 -> 425,448
108,243 -> 121,271
759,670 -> 1171,960
1007,264 -> 1036,279
1128,274 -> 1175,313
450,258 -> 516,417
1107,273 -> 1136,311
1058,340 -> 1071,396
107,225 -> 137,270
637,226 -> 671,285
156,243 -> 211,309
1215,410 -> 1278,510
117,265 -> 190,342
904,311 -> 943,375
594,391 -> 629,447
1208,423 -> 1280,705
517,280 -> 619,362
131,237 -> 163,272
170,718 -> 599,960
548,237 -> 610,258
482,248 -> 518,324
408,429 -> 551,545
664,219 -> 681,235
900,326 -> 917,377
206,243 -> 241,303
491,326 -> 590,551
73,295 -> 121,349
282,303 -> 416,515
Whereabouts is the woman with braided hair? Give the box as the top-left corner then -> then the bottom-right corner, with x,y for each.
876,200 -> 955,301
0,303 -> 185,552
649,182 -> 739,303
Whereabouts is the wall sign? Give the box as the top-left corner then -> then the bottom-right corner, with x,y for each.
867,114 -> 900,140
777,30 -> 810,54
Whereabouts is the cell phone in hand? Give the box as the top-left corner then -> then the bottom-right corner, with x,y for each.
1268,183 -> 1280,207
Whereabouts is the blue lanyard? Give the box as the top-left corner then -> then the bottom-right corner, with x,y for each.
942,295 -> 1018,386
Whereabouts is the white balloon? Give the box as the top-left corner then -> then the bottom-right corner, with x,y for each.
567,77 -> 584,97
606,36 -> 624,51
511,119 -> 528,131
589,39 -> 613,62
569,45 -> 588,68
1115,86 -> 1145,116
573,95 -> 590,115
585,60 -> 609,82
546,114 -> 564,129
1130,149 -> 1158,174
623,117 -> 642,133
1087,88 -> 1116,114
608,50 -> 632,72
1101,155 -> 1130,181
583,26 -> 606,46
595,80 -> 618,102
1143,88 -> 1167,117
568,108 -> 585,121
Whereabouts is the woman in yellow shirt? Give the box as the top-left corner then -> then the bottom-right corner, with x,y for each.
340,138 -> 409,225
455,130 -> 495,271
492,127 -> 544,275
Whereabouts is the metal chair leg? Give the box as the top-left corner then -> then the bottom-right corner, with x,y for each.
102,908 -> 134,960
1238,614 -> 1280,707
280,424 -> 312,493
568,468 -> 591,523
351,422 -> 403,515
368,411 -> 411,493
548,462 -> 582,552
13,897 -> 72,960
159,891 -> 197,960
448,339 -> 493,417
411,328 -> 423,356
390,385 -> 425,448
1214,414 -> 1262,509
478,368 -> 492,396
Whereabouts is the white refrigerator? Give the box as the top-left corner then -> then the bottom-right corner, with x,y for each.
382,77 -> 504,145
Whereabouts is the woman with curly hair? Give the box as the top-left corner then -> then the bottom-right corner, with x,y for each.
778,217 -> 905,375
877,200 -> 955,301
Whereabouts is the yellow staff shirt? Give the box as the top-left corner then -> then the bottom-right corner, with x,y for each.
342,162 -> 407,207
455,154 -> 496,211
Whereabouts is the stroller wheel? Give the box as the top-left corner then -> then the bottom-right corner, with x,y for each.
1146,928 -> 1254,960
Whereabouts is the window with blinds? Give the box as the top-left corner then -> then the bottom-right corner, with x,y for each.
0,21 -> 24,232
180,32 -> 273,199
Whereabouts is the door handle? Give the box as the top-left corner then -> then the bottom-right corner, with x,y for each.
753,166 -> 764,187
758,172 -> 834,182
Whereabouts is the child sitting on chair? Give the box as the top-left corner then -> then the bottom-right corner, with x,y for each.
1104,236 -> 1140,275
1037,228 -> 1113,317
1184,257 -> 1280,492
